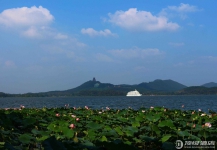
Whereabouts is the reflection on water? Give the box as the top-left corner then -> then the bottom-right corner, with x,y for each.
0,95 -> 216,112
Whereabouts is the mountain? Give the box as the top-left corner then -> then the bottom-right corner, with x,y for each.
138,79 -> 187,92
13,78 -> 188,97
0,92 -> 9,97
176,86 -> 217,95
201,82 -> 217,88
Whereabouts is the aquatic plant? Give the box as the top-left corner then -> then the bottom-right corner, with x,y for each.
0,106 -> 216,149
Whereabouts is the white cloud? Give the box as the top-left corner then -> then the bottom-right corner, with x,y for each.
81,28 -> 117,37
169,42 -> 185,47
109,48 -> 163,59
160,3 -> 201,20
95,53 -> 114,62
5,60 -> 15,67
0,6 -> 53,27
54,33 -> 68,39
0,6 -> 57,38
202,56 -> 217,62
22,26 -> 41,38
167,3 -> 200,13
108,8 -> 179,32
173,63 -> 184,67
134,66 -> 149,72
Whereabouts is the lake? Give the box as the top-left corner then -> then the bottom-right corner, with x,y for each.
0,95 -> 216,112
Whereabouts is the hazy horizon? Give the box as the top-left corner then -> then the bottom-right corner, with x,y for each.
0,1 -> 216,94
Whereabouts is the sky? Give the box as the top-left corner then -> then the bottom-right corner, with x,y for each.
0,0 -> 217,94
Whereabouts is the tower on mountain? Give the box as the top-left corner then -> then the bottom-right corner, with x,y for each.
93,77 -> 96,82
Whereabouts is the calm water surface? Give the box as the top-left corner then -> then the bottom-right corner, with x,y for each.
0,95 -> 216,112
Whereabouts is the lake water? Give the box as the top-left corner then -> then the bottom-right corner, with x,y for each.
0,95 -> 216,112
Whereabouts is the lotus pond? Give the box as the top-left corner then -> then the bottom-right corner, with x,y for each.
0,106 -> 217,150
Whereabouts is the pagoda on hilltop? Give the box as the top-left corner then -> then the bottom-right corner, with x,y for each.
93,77 -> 96,82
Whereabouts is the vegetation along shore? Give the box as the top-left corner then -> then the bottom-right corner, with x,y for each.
0,105 -> 216,149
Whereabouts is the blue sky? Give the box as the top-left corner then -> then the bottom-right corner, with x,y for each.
0,0 -> 216,94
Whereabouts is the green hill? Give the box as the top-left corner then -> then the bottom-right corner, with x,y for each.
7,78 -> 217,97
138,79 -> 187,92
19,78 -> 186,96
176,86 -> 217,95
201,82 -> 217,88
0,92 -> 9,97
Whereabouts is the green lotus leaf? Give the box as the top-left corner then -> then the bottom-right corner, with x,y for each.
31,129 -> 41,135
82,140 -> 95,147
139,135 -> 156,142
104,125 -> 112,131
39,123 -> 48,127
161,135 -> 171,143
87,130 -> 96,139
100,135 -> 107,142
62,127 -> 74,139
23,117 -> 36,127
189,134 -> 201,141
135,115 -> 144,121
158,119 -> 174,128
19,134 -> 34,144
106,130 -> 119,138
177,130 -> 190,137
86,122 -> 102,130
124,140 -> 132,145
132,121 -> 140,127
1,130 -> 11,135
152,125 -> 161,135
114,127 -> 124,136
126,126 -> 138,133
146,114 -> 161,122
36,135 -> 49,142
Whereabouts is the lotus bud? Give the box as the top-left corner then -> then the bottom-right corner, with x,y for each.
69,124 -> 75,129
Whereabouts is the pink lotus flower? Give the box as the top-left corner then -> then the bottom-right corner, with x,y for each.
192,111 -> 195,115
71,115 -> 76,118
56,113 -> 60,117
69,124 -> 75,129
198,109 -> 201,112
85,106 -> 89,109
192,124 -> 196,128
76,118 -> 79,121
20,105 -> 25,109
106,107 -> 110,110
73,107 -> 76,110
150,106 -> 154,109
182,105 -> 184,108
205,122 -> 211,128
